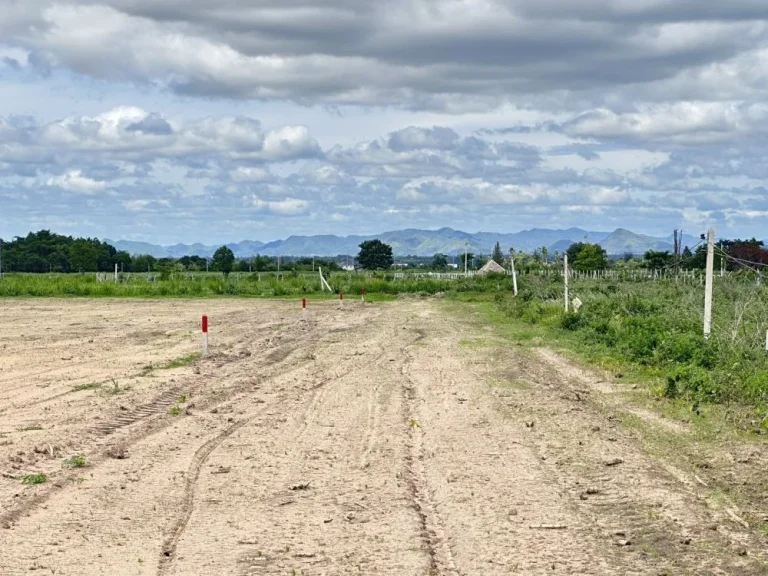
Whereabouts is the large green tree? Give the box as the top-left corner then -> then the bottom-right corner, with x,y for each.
566,242 -> 588,264
644,250 -> 673,269
432,253 -> 448,270
570,243 -> 608,271
491,242 -> 505,265
212,246 -> 236,277
357,239 -> 394,270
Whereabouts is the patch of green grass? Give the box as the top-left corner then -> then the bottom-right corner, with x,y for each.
177,394 -> 187,403
159,353 -> 201,370
17,425 -> 43,432
22,473 -> 48,485
73,382 -> 101,392
168,406 -> 181,416
63,455 -> 88,468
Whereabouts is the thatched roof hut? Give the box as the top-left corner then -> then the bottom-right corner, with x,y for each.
477,259 -> 506,276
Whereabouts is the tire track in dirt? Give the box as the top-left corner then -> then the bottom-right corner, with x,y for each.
157,418 -> 250,573
482,343 -> 768,574
157,319 -> 382,575
0,320 -> 328,530
400,326 -> 459,576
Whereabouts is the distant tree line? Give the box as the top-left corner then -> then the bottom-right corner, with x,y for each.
2,231 -> 765,275
0,230 -> 348,275
0,230 -> 131,273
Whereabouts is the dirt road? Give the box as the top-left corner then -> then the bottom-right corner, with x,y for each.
0,298 -> 765,575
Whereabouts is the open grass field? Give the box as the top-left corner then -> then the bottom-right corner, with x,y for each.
0,271 -> 515,298
1,298 -> 767,575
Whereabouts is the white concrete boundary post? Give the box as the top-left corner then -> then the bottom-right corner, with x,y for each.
704,229 -> 715,340
510,257 -> 518,296
564,255 -> 569,313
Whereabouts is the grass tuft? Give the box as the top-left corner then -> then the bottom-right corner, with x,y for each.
22,473 -> 48,485
63,455 -> 88,468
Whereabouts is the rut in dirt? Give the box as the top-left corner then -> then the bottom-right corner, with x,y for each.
400,327 -> 459,576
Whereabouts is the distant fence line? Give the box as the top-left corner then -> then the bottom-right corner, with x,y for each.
86,267 -> 755,285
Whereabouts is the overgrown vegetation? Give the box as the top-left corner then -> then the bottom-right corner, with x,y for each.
0,270 -> 516,298
492,275 -> 768,409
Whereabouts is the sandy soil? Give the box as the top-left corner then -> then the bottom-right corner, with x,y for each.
0,298 -> 765,575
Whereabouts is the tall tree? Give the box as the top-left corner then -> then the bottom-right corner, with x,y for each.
491,242 -> 505,266
212,246 -> 235,277
573,244 -> 608,271
357,240 -> 394,270
432,253 -> 448,270
566,242 -> 588,264
644,250 -> 673,269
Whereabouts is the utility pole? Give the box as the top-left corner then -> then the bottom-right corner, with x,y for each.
564,254 -> 569,312
673,229 -> 680,279
464,242 -> 468,274
0,238 -> 3,281
704,229 -> 715,340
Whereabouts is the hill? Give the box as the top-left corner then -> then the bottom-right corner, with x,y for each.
106,227 -> 691,258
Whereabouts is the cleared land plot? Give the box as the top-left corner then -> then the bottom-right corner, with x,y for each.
0,299 -> 765,575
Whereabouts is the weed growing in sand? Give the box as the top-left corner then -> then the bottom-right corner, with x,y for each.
104,379 -> 128,395
168,406 -> 181,416
73,382 -> 101,392
177,395 -> 187,403
409,419 -> 420,429
17,425 -> 43,432
63,455 -> 88,468
22,473 -> 48,485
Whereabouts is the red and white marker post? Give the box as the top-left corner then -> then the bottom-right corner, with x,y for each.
361,287 -> 366,303
339,292 -> 344,310
302,298 -> 308,320
201,314 -> 209,357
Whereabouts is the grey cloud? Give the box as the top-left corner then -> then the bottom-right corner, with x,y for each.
387,127 -> 459,152
126,113 -> 173,135
3,1 -> 767,111
2,57 -> 21,70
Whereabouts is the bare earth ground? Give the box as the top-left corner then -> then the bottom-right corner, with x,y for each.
0,298 -> 766,575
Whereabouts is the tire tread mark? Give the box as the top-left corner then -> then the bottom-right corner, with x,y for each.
158,419 -> 249,574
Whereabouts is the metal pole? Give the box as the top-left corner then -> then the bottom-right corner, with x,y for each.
464,243 -> 468,274
704,229 -> 715,340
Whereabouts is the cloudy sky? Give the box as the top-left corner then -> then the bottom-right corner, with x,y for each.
2,0 -> 768,243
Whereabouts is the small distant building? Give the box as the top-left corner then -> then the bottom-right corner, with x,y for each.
447,263 -> 459,269
341,264 -> 355,271
477,259 -> 506,276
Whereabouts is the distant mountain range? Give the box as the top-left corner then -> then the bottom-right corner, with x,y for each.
106,228 -> 702,258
